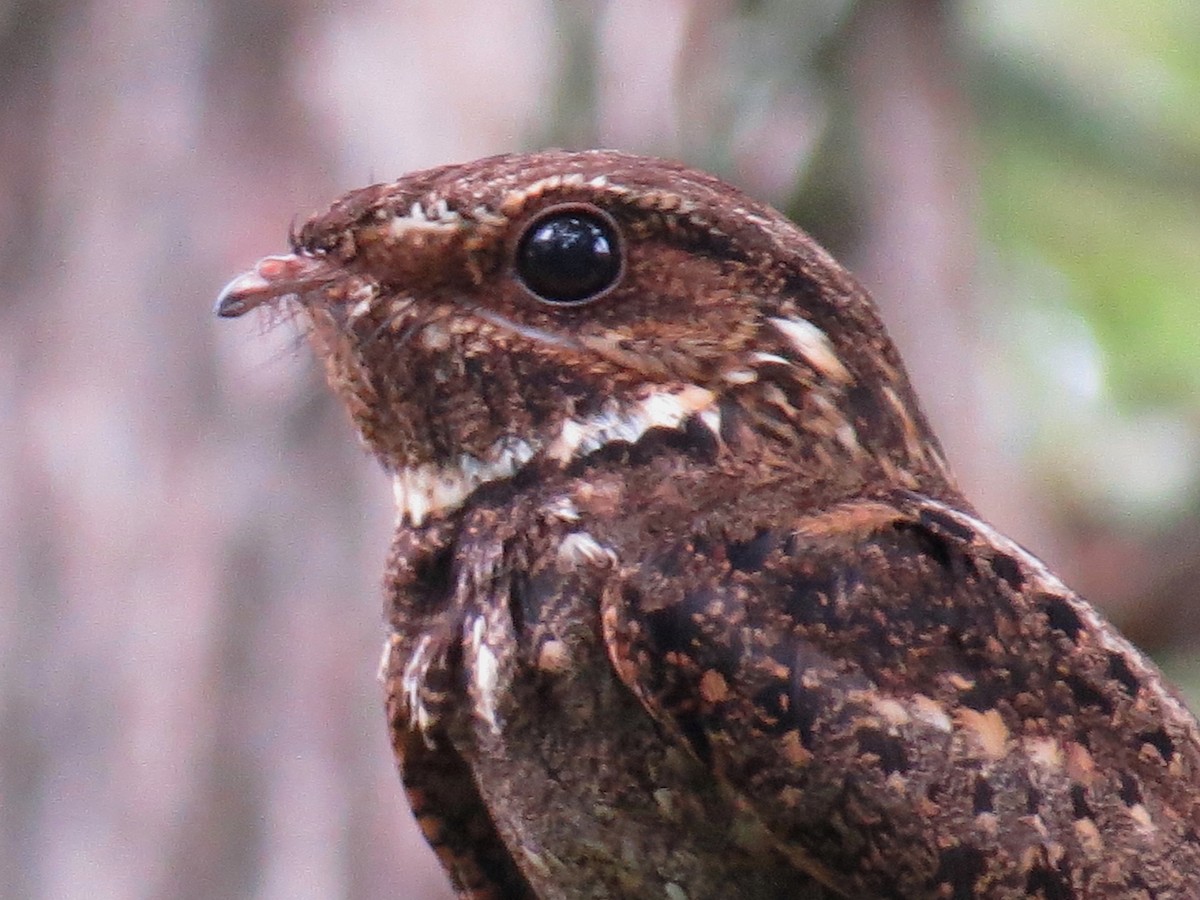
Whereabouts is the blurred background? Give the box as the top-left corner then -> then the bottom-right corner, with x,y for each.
2,1 -> 1198,897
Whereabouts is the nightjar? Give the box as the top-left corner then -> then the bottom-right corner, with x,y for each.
217,150 -> 1200,899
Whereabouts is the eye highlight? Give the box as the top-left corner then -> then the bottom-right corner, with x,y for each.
515,206 -> 622,305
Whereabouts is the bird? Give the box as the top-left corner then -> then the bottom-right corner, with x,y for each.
217,150 -> 1200,899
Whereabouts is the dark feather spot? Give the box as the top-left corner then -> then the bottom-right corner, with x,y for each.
727,528 -> 776,572
855,727 -> 910,774
1070,784 -> 1093,819
787,645 -> 836,746
627,425 -> 700,465
1025,863 -> 1072,900
990,552 -> 1024,591
932,845 -> 986,900
959,679 -> 1004,713
1042,595 -> 1084,642
748,691 -> 796,734
1064,674 -> 1115,716
675,710 -> 713,768
972,776 -> 995,814
717,397 -> 746,446
1026,787 -> 1043,814
782,568 -> 841,625
787,683 -> 822,747
440,637 -> 464,697
641,600 -> 697,658
845,383 -> 882,428
411,543 -> 455,609
896,521 -> 955,570
681,413 -> 720,463
1139,728 -> 1176,762
918,507 -> 976,543
1118,772 -> 1143,806
1106,652 -> 1141,695
564,439 -> 631,475
507,571 -> 529,636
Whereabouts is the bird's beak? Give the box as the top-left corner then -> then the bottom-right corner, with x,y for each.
214,253 -> 336,318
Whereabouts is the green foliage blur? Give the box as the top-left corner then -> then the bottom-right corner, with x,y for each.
971,0 -> 1200,409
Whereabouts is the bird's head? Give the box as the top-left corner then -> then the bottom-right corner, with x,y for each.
218,150 -> 953,524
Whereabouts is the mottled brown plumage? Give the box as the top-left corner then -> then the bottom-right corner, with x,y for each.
218,150 -> 1200,899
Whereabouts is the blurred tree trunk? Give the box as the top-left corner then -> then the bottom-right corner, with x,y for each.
845,0 -> 1060,561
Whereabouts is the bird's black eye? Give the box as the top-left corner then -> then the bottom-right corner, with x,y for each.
515,207 -> 622,305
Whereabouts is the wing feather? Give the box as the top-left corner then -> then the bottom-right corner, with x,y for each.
602,492 -> 1200,897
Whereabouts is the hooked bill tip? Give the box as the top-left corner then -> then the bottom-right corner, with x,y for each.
213,254 -> 319,319
214,270 -> 268,318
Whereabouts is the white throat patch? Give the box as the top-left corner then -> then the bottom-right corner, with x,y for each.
546,384 -> 716,463
391,385 -> 719,525
392,437 -> 536,526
